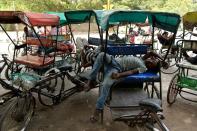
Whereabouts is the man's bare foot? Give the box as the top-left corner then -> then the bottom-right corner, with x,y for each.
84,80 -> 96,92
90,109 -> 103,123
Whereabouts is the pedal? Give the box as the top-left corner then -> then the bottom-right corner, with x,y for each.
157,112 -> 165,120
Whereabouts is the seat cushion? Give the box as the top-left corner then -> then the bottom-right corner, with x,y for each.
56,43 -> 74,52
119,72 -> 160,83
14,55 -> 54,68
26,37 -> 53,47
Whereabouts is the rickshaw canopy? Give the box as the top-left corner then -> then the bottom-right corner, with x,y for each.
20,12 -> 60,26
47,12 -> 67,26
0,11 -> 23,24
97,10 -> 181,33
0,11 -> 60,26
183,11 -> 197,31
64,10 -> 99,25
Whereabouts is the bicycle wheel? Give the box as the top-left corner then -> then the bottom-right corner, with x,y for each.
64,53 -> 81,74
43,68 -> 58,89
8,43 -> 21,57
0,94 -> 35,131
38,69 -> 63,106
4,61 -> 23,81
167,74 -> 179,105
136,114 -> 168,131
8,43 -> 14,55
160,49 -> 180,74
148,111 -> 169,131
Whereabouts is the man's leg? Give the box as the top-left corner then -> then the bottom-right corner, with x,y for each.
87,52 -> 113,80
84,52 -> 113,91
90,68 -> 118,123
96,68 -> 118,110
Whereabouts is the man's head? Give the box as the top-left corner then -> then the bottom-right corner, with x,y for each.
129,27 -> 133,33
162,31 -> 168,37
144,57 -> 160,70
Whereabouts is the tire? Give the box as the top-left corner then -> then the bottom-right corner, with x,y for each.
160,49 -> 180,74
0,94 -> 35,131
8,43 -> 21,56
5,62 -> 23,81
167,74 -> 179,105
4,62 -> 12,81
136,113 -> 169,131
44,68 -> 58,89
64,53 -> 82,74
38,68 -> 63,106
147,111 -> 169,131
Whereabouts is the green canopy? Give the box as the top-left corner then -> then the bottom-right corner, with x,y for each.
47,11 -> 67,26
96,10 -> 181,33
64,10 -> 99,25
63,10 -> 180,33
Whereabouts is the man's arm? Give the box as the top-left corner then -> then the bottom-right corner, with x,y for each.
111,69 -> 139,79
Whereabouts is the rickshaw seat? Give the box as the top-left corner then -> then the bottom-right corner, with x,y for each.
143,40 -> 152,45
88,37 -> 113,46
177,60 -> 197,70
139,98 -> 162,112
58,64 -> 73,72
56,42 -> 74,52
26,37 -> 53,47
107,45 -> 160,84
118,72 -> 160,84
88,37 -> 101,46
14,55 -> 54,68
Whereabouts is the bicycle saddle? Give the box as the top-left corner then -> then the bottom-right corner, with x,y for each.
139,98 -> 162,112
58,63 -> 72,72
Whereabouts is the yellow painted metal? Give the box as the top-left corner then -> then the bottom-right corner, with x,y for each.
183,12 -> 197,30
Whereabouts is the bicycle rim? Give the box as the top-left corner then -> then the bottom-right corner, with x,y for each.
167,74 -> 179,105
38,76 -> 63,106
149,112 -> 169,131
160,49 -> 180,74
44,69 -> 58,89
0,95 -> 35,131
5,62 -> 23,81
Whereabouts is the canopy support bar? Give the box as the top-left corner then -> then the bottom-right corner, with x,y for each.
0,24 -> 17,46
68,24 -> 76,45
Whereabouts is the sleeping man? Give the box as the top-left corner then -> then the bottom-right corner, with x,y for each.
83,51 -> 169,123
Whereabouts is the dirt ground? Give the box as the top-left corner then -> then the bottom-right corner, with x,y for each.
22,72 -> 196,131
0,72 -> 197,131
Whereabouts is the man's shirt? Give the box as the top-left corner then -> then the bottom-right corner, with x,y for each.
116,55 -> 147,73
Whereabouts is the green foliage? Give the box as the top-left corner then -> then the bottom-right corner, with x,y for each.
0,0 -> 197,15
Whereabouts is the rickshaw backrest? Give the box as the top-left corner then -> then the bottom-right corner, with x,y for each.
107,45 -> 148,56
26,37 -> 53,47
88,37 -> 114,46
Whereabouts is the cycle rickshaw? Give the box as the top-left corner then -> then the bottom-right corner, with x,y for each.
94,10 -> 180,130
167,11 -> 197,105
0,11 -> 65,130
0,10 -> 103,130
0,10 -> 181,131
